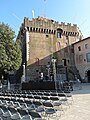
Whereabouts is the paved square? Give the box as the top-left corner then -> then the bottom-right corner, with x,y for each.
57,83 -> 90,120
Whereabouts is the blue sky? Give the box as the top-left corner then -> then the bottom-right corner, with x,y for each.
0,0 -> 90,38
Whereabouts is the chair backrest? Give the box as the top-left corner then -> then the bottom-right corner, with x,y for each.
37,92 -> 43,96
41,96 -> 49,101
21,94 -> 27,98
44,93 -> 50,96
33,100 -> 42,106
58,93 -> 66,97
25,100 -> 32,105
0,105 -> 8,112
17,99 -> 24,103
33,95 -> 41,100
50,96 -> 59,101
29,111 -> 42,119
4,97 -> 10,101
11,98 -> 17,102
32,92 -> 37,95
43,101 -> 53,108
27,95 -> 34,99
17,108 -> 28,116
50,93 -> 57,96
8,106 -> 17,114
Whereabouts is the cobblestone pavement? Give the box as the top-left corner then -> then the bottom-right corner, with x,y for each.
50,83 -> 90,120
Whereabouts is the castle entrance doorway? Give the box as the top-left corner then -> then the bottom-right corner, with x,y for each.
87,70 -> 90,82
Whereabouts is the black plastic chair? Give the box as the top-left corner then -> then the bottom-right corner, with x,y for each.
57,93 -> 69,108
17,108 -> 31,120
33,100 -> 45,116
24,100 -> 35,111
49,96 -> 64,115
43,101 -> 57,120
33,95 -> 41,101
41,96 -> 50,102
8,106 -> 18,115
29,111 -> 43,120
8,106 -> 21,120
0,105 -> 11,119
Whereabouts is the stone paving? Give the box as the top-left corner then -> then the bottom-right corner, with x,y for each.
57,83 -> 90,120
49,83 -> 90,120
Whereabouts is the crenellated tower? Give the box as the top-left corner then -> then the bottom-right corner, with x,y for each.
17,16 -> 83,81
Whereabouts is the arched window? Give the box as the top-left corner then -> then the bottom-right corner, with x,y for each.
57,28 -> 63,38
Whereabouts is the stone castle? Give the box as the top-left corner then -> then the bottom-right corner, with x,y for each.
17,16 -> 83,81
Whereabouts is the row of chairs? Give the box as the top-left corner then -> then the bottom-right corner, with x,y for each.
0,104 -> 44,120
0,90 -> 73,120
0,89 -> 73,105
0,89 -> 72,100
0,89 -> 71,94
0,97 -> 62,120
0,91 -> 73,106
0,89 -> 73,107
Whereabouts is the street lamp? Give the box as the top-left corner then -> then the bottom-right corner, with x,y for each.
21,63 -> 25,83
25,27 -> 29,62
51,58 -> 57,90
62,59 -> 68,81
46,62 -> 50,80
21,27 -> 29,82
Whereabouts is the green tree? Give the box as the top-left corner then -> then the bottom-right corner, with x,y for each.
0,22 -> 22,79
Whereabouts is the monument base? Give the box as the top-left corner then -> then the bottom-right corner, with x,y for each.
22,81 -> 55,90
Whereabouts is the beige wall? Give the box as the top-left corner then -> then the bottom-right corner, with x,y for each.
18,17 -> 83,80
22,17 -> 82,66
74,37 -> 90,81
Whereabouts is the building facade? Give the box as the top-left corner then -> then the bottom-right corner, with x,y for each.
74,37 -> 90,82
17,16 -> 83,82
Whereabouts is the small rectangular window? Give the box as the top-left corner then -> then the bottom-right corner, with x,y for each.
30,27 -> 32,32
85,43 -> 88,49
86,53 -> 90,62
51,30 -> 53,34
36,28 -> 38,32
79,55 -> 83,62
33,28 -> 35,32
46,29 -> 48,33
49,30 -> 51,34
44,29 -> 46,33
57,32 -> 61,38
38,28 -> 40,32
41,28 -> 43,32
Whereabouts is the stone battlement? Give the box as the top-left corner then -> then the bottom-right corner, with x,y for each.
24,16 -> 77,28
18,16 -> 81,38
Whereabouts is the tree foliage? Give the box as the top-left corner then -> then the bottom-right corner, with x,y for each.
0,22 -> 22,75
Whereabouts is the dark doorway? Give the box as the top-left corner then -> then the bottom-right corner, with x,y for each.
87,70 -> 90,82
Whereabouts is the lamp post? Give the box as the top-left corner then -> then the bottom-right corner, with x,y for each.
51,58 -> 57,90
23,27 -> 29,82
8,79 -> 10,90
62,59 -> 68,81
65,66 -> 68,81
46,63 -> 50,80
21,63 -> 25,83
8,71 -> 14,90
25,27 -> 29,63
